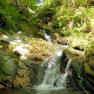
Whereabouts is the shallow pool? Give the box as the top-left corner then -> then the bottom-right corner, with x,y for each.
0,87 -> 85,94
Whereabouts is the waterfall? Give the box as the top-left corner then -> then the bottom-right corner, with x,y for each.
36,48 -> 72,90
34,30 -> 71,90
42,49 -> 62,86
43,30 -> 52,43
56,58 -> 72,87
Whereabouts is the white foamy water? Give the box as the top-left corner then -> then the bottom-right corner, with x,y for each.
13,43 -> 30,60
57,58 -> 72,87
43,30 -> 52,43
42,49 -> 62,86
34,30 -> 72,90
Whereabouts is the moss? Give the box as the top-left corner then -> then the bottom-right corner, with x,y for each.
24,38 -> 55,62
0,49 -> 17,76
0,0 -> 39,36
71,59 -> 84,76
13,68 -> 30,88
84,63 -> 94,75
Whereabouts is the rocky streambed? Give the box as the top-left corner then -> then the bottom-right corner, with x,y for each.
0,32 -> 55,88
0,32 -> 94,94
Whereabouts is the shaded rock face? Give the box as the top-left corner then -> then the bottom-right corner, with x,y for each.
83,56 -> 94,92
62,47 -> 94,93
0,46 -> 38,88
60,48 -> 84,90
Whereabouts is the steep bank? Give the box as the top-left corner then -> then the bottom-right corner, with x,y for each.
61,36 -> 94,93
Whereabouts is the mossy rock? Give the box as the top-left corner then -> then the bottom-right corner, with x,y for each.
71,59 -> 84,76
13,68 -> 30,88
0,49 -> 17,76
84,63 -> 94,75
27,38 -> 55,61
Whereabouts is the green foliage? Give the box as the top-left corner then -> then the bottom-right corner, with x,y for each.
0,0 -> 94,37
36,0 -> 94,38
36,0 -> 57,29
17,0 -> 36,8
0,0 -> 39,35
0,0 -> 20,30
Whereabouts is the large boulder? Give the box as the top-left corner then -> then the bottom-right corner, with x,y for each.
8,35 -> 55,63
62,44 -> 94,93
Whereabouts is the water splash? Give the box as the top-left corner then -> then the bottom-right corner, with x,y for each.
65,58 -> 72,73
34,29 -> 72,90
43,30 -> 52,43
56,58 -> 72,87
41,48 -> 62,87
39,49 -> 72,89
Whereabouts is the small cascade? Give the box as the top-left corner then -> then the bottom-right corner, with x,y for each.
42,49 -> 62,86
56,58 -> 72,87
42,30 -> 52,43
34,29 -> 72,90
40,54 -> 72,88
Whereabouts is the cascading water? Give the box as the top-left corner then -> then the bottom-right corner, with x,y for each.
42,48 -> 62,87
34,31 -> 72,90
56,58 -> 72,87
43,30 -> 52,43
40,52 -> 72,88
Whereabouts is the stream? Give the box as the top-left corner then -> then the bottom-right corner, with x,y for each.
0,32 -> 87,94
0,31 -> 86,94
0,88 -> 84,94
0,0 -> 94,94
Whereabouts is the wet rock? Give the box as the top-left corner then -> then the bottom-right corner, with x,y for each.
13,68 -> 30,88
0,49 -> 17,76
52,33 -> 70,45
8,36 -> 55,62
27,38 -> 55,62
0,49 -> 17,88
0,84 -> 5,89
62,45 -> 94,93
63,47 -> 85,61
0,34 -> 55,88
